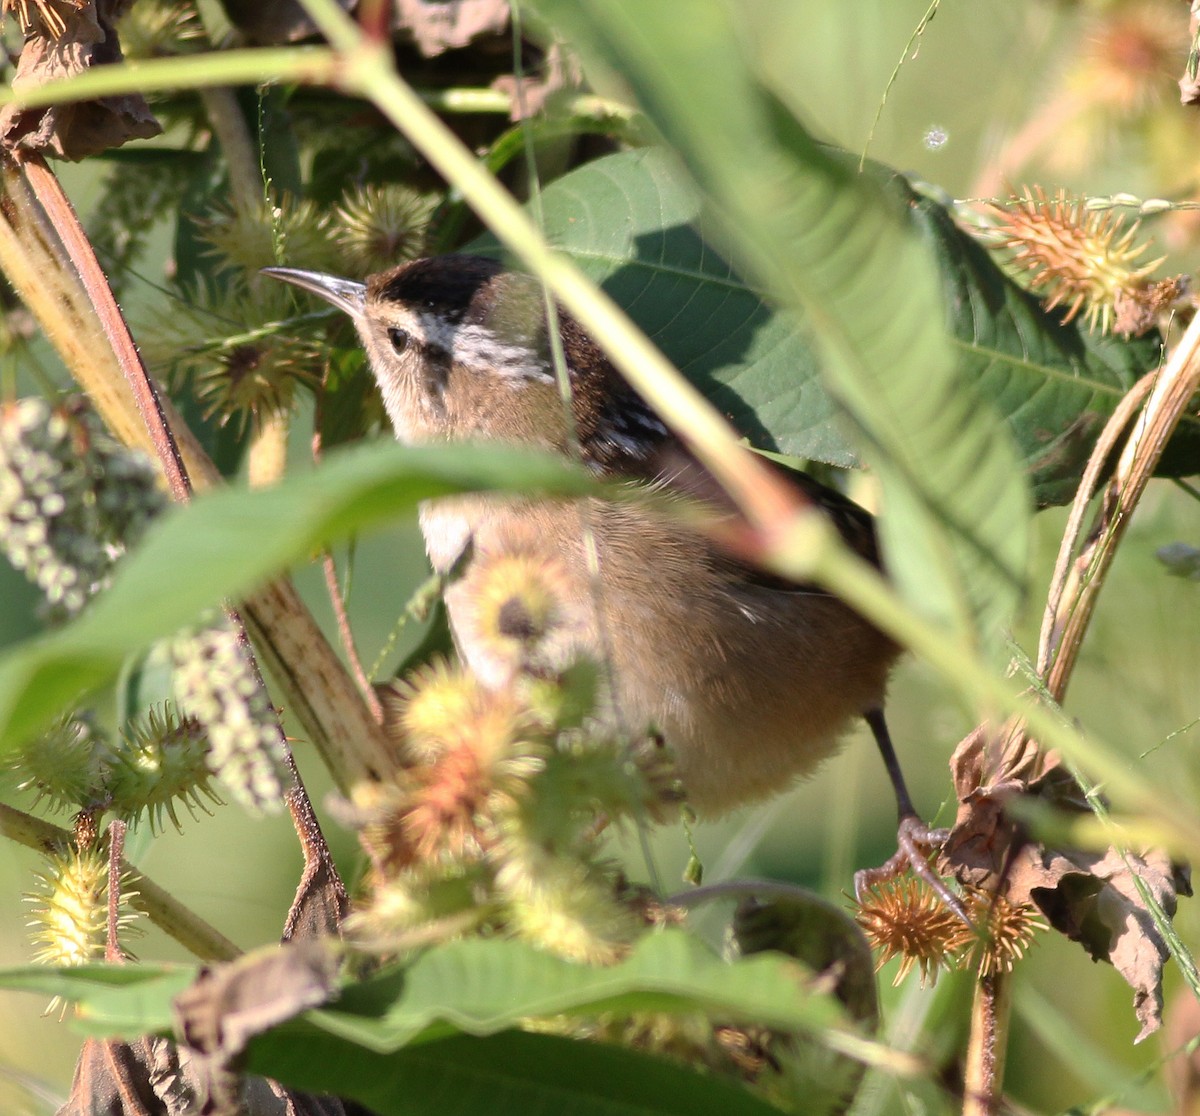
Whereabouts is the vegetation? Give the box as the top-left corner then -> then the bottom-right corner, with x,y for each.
0,1 -> 1196,1113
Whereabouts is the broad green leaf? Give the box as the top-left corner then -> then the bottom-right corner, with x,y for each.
307,930 -> 846,1052
249,1028 -> 784,1116
0,932 -> 853,1052
906,190 -> 1177,507
0,934 -> 866,1116
478,148 -> 843,465
528,0 -> 1030,656
0,440 -> 592,750
0,962 -> 194,1036
486,147 -> 1177,506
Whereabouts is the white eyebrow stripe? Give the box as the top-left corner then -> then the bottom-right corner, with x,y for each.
416,313 -> 553,383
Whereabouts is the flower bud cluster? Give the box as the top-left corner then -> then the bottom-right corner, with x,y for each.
0,397 -> 164,620
169,619 -> 290,815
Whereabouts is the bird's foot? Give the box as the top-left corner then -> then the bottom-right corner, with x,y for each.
853,814 -> 970,925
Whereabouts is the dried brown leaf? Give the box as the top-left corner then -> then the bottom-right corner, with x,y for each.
491,41 -> 583,119
55,1032 -> 349,1115
173,939 -> 340,1061
56,1036 -> 181,1116
282,833 -> 350,942
0,0 -> 160,160
1019,844 -> 1190,1042
218,0 -> 509,53
166,940 -> 345,1114
943,724 -> 1190,1040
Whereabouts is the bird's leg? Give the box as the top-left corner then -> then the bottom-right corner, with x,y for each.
854,707 -> 970,924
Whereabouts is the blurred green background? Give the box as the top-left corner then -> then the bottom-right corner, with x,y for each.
1,0 -> 1198,1111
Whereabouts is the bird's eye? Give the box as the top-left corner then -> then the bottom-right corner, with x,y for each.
387,327 -> 410,355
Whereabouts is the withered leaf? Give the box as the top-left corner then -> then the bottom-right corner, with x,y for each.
55,1032 -> 351,1115
220,0 -> 511,54
1021,844 -> 1190,1043
944,725 -> 1191,1041
174,938 -> 340,1060
282,783 -> 349,942
283,842 -> 350,942
1,0 -> 161,160
491,42 -> 583,120
57,1036 -> 188,1116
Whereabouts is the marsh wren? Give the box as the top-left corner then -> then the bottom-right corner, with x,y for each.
266,257 -> 937,872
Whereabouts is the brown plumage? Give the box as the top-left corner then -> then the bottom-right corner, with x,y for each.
266,256 -> 904,815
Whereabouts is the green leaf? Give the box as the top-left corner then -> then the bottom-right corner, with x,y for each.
477,148 -> 845,465
905,188 -> 1174,507
0,441 -> 593,750
0,962 -> 194,1037
0,933 -> 866,1116
731,891 -> 877,1026
486,147 -> 1176,508
248,1028 -> 784,1116
0,935 -> 864,1115
307,930 -> 845,1052
528,0 -> 1030,655
314,346 -> 383,451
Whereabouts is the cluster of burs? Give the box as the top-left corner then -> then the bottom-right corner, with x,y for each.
0,398 -> 292,970
0,396 -> 683,981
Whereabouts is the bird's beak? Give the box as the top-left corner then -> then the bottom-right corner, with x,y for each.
262,267 -> 366,319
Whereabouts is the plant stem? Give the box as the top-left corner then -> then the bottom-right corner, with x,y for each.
1036,370 -> 1157,680
18,154 -> 197,501
1043,311 -> 1200,704
0,48 -> 338,108
199,87 -> 263,216
248,409 -> 290,488
105,820 -> 126,963
963,970 -> 1011,1116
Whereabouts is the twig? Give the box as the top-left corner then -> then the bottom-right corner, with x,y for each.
105,820 -> 126,964
963,970 -> 1011,1116
1036,368 -> 1158,681
320,549 -> 383,722
18,153 -> 192,502
199,87 -> 262,216
1042,318 -> 1200,703
312,420 -> 383,723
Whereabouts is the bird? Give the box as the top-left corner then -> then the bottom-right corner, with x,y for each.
264,255 -> 950,900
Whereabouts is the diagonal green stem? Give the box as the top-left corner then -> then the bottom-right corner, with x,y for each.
0,48 -> 337,108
